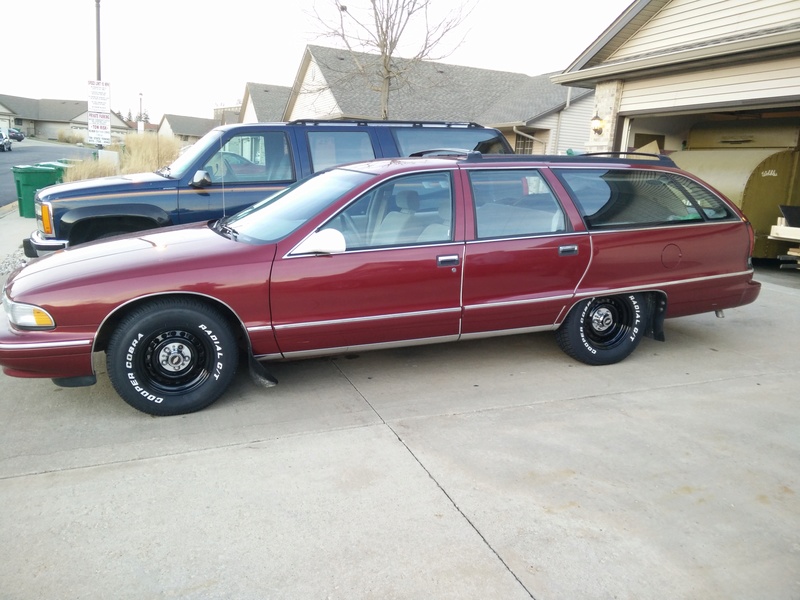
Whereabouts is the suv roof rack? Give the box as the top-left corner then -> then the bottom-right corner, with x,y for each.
410,148 -> 481,158
461,151 -> 677,167
582,151 -> 675,164
288,119 -> 486,128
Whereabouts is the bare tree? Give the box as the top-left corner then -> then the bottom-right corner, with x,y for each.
313,0 -> 472,119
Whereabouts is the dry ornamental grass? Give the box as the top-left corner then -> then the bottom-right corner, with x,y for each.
62,134 -> 183,183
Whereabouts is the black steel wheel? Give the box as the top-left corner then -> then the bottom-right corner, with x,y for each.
555,294 -> 647,365
106,298 -> 238,415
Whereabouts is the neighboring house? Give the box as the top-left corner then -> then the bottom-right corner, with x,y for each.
552,0 -> 800,257
122,119 -> 159,134
0,94 -> 130,141
239,83 -> 292,123
157,114 -> 219,144
552,0 -> 800,154
0,94 -> 39,137
284,45 -> 594,155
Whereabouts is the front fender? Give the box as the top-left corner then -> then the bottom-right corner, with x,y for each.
59,204 -> 173,240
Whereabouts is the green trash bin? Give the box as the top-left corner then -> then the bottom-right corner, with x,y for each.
11,165 -> 60,218
35,161 -> 69,181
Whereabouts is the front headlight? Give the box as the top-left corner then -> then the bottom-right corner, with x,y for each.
2,293 -> 56,330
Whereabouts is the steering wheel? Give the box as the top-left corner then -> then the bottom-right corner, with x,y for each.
222,158 -> 235,180
336,213 -> 362,247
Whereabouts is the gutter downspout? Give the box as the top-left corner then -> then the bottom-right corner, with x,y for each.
553,87 -> 572,155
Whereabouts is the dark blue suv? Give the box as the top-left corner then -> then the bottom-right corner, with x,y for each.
25,120 -> 512,257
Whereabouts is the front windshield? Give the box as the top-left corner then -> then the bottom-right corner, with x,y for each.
162,128 -> 225,178
222,168 -> 373,243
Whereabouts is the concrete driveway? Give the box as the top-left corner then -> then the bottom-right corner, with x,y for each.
1,204 -> 798,599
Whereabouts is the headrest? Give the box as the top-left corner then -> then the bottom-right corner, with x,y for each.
438,198 -> 452,220
395,190 -> 419,212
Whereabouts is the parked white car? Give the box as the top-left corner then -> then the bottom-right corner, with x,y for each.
0,131 -> 12,151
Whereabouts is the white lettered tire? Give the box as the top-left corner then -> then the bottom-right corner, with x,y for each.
106,298 -> 238,415
555,293 -> 647,365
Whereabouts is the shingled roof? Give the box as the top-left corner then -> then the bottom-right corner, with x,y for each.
242,83 -> 292,121
160,114 -> 219,138
0,95 -> 92,122
0,94 -> 41,119
300,45 -> 590,125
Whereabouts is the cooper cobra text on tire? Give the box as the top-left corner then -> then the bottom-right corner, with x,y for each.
555,293 -> 647,366
106,298 -> 238,415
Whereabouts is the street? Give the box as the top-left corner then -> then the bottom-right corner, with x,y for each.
0,138 -> 97,207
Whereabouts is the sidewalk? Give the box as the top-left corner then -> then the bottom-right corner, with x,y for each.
0,202 -> 35,276
0,202 -> 34,252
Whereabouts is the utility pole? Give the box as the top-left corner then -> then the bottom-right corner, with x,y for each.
95,0 -> 101,80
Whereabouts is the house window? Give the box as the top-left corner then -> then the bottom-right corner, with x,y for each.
515,135 -> 534,154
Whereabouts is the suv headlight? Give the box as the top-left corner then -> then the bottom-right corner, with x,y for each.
2,293 -> 55,330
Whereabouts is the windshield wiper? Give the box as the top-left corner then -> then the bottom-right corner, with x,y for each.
156,166 -> 172,178
214,218 -> 239,240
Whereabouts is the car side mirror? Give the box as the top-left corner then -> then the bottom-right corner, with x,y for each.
191,170 -> 212,188
292,228 -> 346,255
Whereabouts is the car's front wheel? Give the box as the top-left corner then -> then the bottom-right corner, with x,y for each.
106,298 -> 238,415
555,294 -> 647,365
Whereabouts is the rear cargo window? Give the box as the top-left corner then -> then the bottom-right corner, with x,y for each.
393,128 -> 511,155
555,169 -> 734,229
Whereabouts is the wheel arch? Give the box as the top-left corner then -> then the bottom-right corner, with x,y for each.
560,289 -> 668,341
60,205 -> 172,245
94,292 -> 252,355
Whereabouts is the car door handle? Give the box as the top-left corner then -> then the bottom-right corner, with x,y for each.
558,245 -> 579,256
437,254 -> 460,267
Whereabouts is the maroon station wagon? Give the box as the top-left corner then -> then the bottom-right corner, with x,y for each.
0,152 -> 761,416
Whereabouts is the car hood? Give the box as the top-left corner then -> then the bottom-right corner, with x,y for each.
37,171 -> 172,200
6,222 -> 276,303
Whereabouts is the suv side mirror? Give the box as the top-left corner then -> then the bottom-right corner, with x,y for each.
191,170 -> 213,188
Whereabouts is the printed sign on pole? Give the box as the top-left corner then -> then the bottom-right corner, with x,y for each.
88,80 -> 111,146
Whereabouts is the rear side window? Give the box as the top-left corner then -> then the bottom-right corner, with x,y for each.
393,128 -> 511,155
469,169 -> 566,239
308,131 -> 376,171
555,169 -> 734,229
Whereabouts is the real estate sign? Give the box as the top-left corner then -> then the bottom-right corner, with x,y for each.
88,80 -> 111,146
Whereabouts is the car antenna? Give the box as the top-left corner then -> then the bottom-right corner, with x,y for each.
218,138 -> 227,216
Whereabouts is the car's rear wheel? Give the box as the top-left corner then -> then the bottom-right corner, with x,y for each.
106,298 -> 238,416
555,294 -> 646,365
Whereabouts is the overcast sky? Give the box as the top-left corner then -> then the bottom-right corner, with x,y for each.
7,0 -> 632,122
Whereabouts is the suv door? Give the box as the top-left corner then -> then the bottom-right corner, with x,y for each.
177,129 -> 297,222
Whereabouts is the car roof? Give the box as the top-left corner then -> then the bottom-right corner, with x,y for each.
212,119 -> 496,134
328,151 -> 679,176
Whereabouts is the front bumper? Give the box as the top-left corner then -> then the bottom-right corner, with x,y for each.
0,307 -> 95,381
23,230 -> 67,258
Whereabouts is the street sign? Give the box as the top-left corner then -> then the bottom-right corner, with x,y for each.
88,80 -> 111,146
